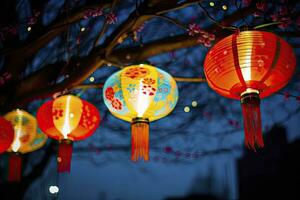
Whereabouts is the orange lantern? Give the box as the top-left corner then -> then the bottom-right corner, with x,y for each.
0,117 -> 14,153
204,31 -> 296,150
37,95 -> 100,173
4,109 -> 47,182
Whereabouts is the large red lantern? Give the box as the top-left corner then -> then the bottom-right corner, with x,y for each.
37,95 -> 100,173
0,117 -> 14,153
204,31 -> 296,150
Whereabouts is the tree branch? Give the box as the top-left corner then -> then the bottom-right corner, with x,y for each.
0,2 -> 258,109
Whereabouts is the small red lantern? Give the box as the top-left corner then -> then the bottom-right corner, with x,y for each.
204,31 -> 296,150
37,95 -> 100,173
0,117 -> 14,153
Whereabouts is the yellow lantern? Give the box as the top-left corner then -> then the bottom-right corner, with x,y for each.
103,64 -> 179,161
4,109 -> 47,182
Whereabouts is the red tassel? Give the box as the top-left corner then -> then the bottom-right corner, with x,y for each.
8,153 -> 22,182
57,139 -> 73,173
131,118 -> 149,161
241,93 -> 264,150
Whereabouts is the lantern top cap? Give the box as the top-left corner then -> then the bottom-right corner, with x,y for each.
54,94 -> 81,101
6,109 -> 32,116
124,63 -> 157,69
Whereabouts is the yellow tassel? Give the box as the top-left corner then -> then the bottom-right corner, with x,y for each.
131,118 -> 149,161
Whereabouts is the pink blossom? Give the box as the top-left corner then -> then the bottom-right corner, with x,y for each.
256,2 -> 267,11
253,11 -> 262,17
187,23 -> 215,47
243,0 -> 252,6
203,38 -> 212,47
197,36 -> 205,43
105,13 -> 117,24
134,24 -> 144,33
208,33 -> 215,41
84,8 -> 103,19
278,17 -> 291,29
28,11 -> 41,25
187,23 -> 201,36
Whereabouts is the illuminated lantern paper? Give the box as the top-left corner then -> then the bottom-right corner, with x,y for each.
4,109 -> 47,182
37,95 -> 100,173
204,31 -> 296,150
0,117 -> 14,153
103,64 -> 178,161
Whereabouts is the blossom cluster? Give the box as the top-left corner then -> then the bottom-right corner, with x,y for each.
187,23 -> 215,47
83,8 -> 103,19
105,13 -> 117,24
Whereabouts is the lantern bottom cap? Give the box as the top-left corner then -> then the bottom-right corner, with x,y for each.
132,117 -> 149,124
241,88 -> 259,97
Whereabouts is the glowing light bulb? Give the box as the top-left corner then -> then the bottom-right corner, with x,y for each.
89,77 -> 95,82
49,186 -> 59,194
222,5 -> 228,10
27,26 -> 32,32
209,2 -> 215,7
192,101 -> 197,107
80,27 -> 85,32
184,106 -> 190,113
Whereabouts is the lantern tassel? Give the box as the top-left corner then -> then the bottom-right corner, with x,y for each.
131,118 -> 149,161
8,152 -> 22,182
241,92 -> 264,150
58,139 -> 73,173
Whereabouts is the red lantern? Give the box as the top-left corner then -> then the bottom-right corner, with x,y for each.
37,95 -> 100,173
204,31 -> 296,150
0,117 -> 14,153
